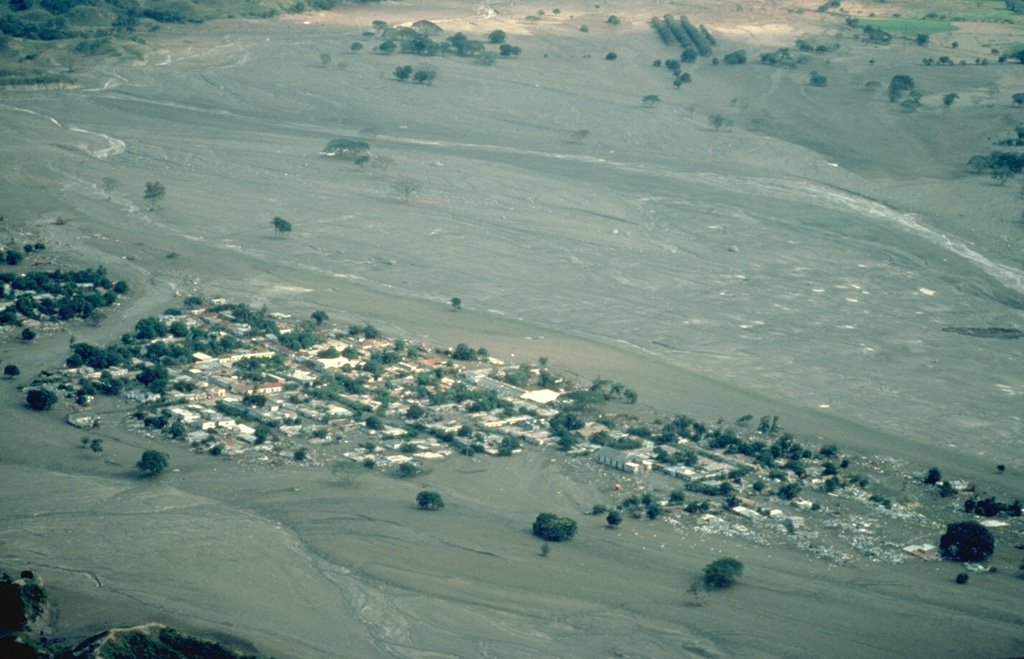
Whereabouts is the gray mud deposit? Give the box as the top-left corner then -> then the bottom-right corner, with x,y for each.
3,3 -> 1024,657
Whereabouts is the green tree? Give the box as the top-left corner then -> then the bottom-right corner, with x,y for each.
809,71 -> 827,87
641,94 -> 661,107
397,461 -> 419,478
412,69 -> 436,84
499,44 -> 521,57
450,297 -> 462,311
143,181 -> 165,209
294,447 -> 308,461
708,114 -> 728,130
90,439 -> 103,452
378,40 -> 397,55
101,176 -> 117,199
916,33 -> 929,46
416,490 -> 444,509
320,52 -> 331,67
20,328 -> 35,341
992,167 -> 1013,186
271,216 -> 292,236
26,389 -> 57,411
888,74 -> 915,102
3,364 -> 19,377
606,509 -> 622,526
1013,93 -> 1024,107
532,512 -> 578,541
351,42 -> 363,52
311,309 -> 329,324
940,521 -> 994,562
136,449 -> 169,476
394,64 -> 413,81
701,557 -> 744,590
488,29 -> 506,44
943,92 -> 959,107
924,467 -> 942,484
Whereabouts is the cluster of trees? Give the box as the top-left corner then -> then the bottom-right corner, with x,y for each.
0,266 -> 127,326
392,64 -> 436,84
369,21 -> 519,64
649,15 -> 714,56
0,241 -> 45,266
450,342 -> 488,361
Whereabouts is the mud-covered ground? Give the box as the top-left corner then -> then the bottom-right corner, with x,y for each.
2,1 -> 1024,657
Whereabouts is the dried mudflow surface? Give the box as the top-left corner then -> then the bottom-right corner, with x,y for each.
2,1 -> 1024,657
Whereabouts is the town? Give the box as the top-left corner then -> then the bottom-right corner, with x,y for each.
22,297 -> 1019,571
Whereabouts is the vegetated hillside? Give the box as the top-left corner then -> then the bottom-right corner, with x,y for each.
66,623 -> 265,659
0,0 -> 375,43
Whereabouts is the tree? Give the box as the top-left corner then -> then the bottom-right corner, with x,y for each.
606,509 -> 622,526
394,64 -> 413,81
888,74 -> 915,102
397,461 -> 419,478
271,216 -> 292,236
143,181 -> 165,208
916,33 -> 929,46
940,521 -> 994,562
992,167 -> 1013,186
351,42 -> 363,52
90,439 -> 103,452
809,72 -> 827,87
641,94 -> 660,107
416,490 -> 444,509
101,176 -> 118,199
708,114 -> 728,130
532,512 -> 578,541
1013,93 -> 1024,107
412,69 -> 436,85
3,364 -> 19,377
136,449 -> 169,476
499,44 -> 521,58
26,389 -> 57,411
488,29 -> 506,44
450,297 -> 462,311
943,92 -> 959,107
320,52 -> 331,67
311,310 -> 329,325
701,557 -> 744,590
924,467 -> 942,484
605,52 -> 618,60
20,328 -> 35,341
391,179 -> 421,202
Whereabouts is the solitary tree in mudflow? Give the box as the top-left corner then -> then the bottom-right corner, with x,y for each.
450,297 -> 462,311
271,216 -> 292,237
143,181 -> 165,209
136,449 -> 169,476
